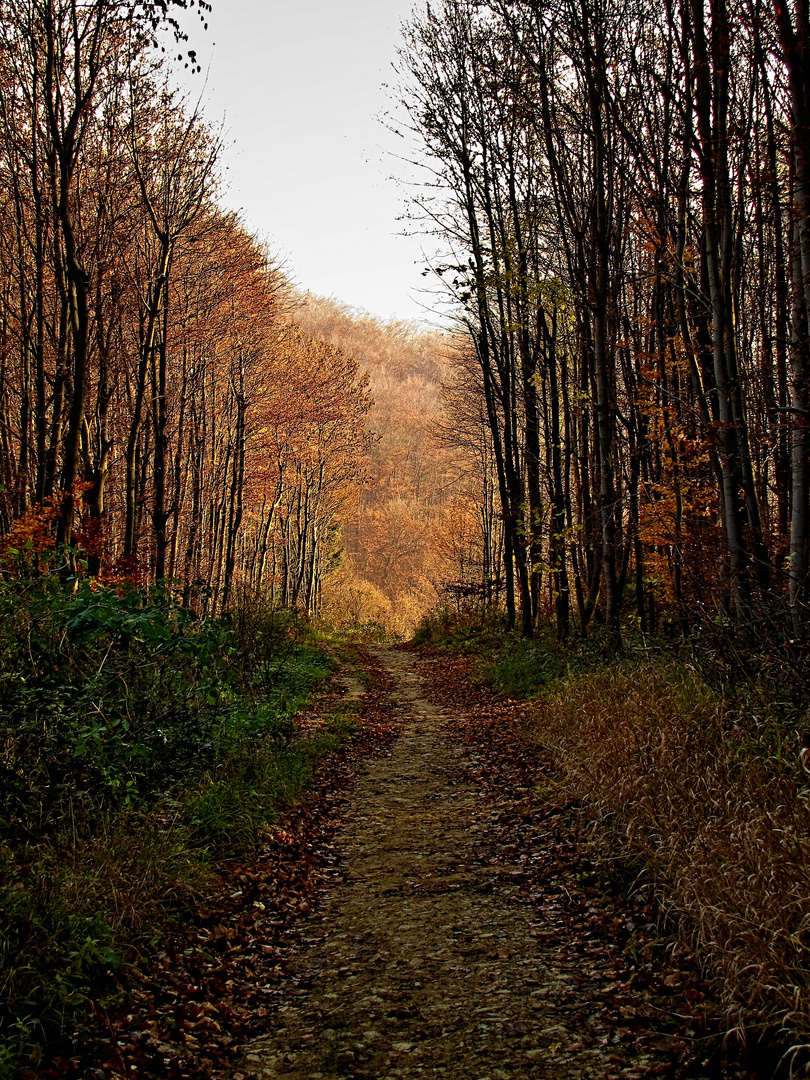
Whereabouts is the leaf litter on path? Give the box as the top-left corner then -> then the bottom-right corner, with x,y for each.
39,645 -> 752,1079
232,646 -> 742,1080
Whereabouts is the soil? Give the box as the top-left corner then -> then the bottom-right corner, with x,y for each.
232,646 -> 695,1080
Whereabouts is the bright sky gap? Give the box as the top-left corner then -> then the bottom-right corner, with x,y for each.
174,0 -> 440,325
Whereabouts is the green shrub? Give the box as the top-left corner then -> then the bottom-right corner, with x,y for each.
0,576 -> 235,833
483,635 -> 568,695
411,603 -> 508,651
0,568 -> 340,1074
481,626 -> 620,697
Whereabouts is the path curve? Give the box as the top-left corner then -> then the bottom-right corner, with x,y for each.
234,646 -> 659,1079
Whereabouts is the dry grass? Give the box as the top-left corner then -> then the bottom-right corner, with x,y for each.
530,661 -> 810,1064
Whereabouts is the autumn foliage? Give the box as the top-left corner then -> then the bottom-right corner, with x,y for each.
294,296 -> 460,635
393,0 -> 810,644
0,3 -> 374,614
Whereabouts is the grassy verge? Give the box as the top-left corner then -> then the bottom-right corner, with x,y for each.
0,568 -> 345,1077
413,609 -> 810,1069
532,661 -> 810,1068
412,606 -> 615,694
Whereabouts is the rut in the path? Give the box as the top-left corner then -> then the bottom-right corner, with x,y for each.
234,647 -> 667,1080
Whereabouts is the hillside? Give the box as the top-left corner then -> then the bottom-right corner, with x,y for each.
292,294 -> 460,636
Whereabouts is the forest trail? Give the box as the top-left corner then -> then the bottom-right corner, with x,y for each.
233,647 -> 676,1080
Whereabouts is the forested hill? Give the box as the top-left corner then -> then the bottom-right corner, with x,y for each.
292,294 -> 462,636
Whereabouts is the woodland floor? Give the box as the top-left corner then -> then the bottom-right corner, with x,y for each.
46,645 -> 753,1080
231,647 -> 728,1080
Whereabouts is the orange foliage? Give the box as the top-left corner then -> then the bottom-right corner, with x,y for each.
291,295 -> 461,634
0,497 -> 61,563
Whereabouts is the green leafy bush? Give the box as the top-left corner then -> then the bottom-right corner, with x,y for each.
0,568 -> 338,1074
0,576 -> 235,833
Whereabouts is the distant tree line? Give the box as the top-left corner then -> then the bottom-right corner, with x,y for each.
398,0 -> 810,642
0,0 -> 372,613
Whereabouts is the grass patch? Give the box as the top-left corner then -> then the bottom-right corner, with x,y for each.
411,605 -> 508,652
412,608 -> 615,698
479,630 -> 612,696
531,658 -> 810,1063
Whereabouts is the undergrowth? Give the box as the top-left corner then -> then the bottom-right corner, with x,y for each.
412,603 -> 615,695
413,604 -> 810,1071
533,661 -> 810,1072
0,563 -> 340,1077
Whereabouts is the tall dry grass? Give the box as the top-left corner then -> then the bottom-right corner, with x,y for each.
531,661 -> 810,1063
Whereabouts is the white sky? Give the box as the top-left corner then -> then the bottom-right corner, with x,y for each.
173,0 -> 442,325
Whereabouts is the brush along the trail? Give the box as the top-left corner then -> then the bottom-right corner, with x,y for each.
25,648 -> 400,1080
416,646 -> 757,1079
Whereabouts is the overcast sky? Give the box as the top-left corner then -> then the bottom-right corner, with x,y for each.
173,0 -> 442,325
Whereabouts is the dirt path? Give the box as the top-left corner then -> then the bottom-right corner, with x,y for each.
232,646 -> 683,1080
